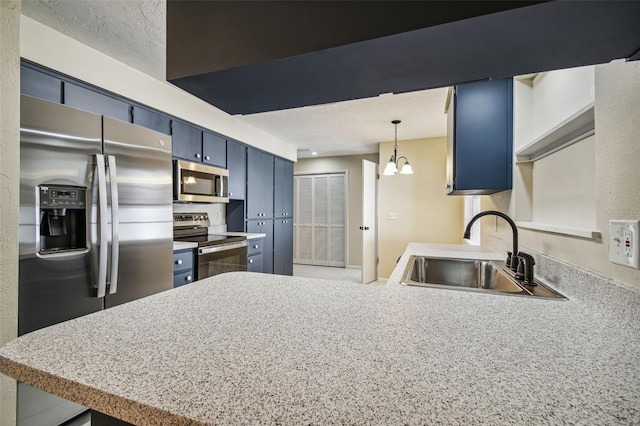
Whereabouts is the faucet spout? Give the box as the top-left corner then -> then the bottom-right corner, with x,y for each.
463,210 -> 519,271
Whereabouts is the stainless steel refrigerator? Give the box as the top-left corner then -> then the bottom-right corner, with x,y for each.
18,94 -> 174,425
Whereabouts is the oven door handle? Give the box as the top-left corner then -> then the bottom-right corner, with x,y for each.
198,241 -> 248,255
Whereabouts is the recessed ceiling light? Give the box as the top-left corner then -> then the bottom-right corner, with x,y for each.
312,152 -> 318,156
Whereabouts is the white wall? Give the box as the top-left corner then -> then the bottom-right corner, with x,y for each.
20,16 -> 297,161
483,60 -> 640,289
531,66 -> 595,138
531,134 -> 596,228
0,2 -> 20,424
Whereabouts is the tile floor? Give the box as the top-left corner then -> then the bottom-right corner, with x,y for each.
293,264 -> 385,285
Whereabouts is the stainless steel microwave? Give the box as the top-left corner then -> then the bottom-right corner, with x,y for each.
174,160 -> 229,203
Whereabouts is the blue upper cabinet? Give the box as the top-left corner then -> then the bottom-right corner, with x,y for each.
446,77 -> 513,195
132,106 -> 171,135
171,119 -> 202,162
21,65 -> 63,103
202,131 -> 227,168
64,83 -> 131,123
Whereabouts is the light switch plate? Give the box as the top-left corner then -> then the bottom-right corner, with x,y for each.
609,220 -> 640,269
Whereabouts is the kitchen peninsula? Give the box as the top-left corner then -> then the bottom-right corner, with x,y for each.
1,245 -> 639,425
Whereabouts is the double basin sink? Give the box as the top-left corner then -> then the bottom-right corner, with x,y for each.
401,256 -> 566,299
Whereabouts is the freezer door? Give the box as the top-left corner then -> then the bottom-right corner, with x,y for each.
103,117 -> 173,307
19,95 -> 103,336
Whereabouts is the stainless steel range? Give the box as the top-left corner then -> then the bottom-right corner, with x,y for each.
173,213 -> 248,279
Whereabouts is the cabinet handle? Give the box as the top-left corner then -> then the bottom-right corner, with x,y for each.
229,192 -> 233,196
176,259 -> 183,265
249,259 -> 253,264
186,275 -> 192,281
254,244 -> 259,249
205,155 -> 210,160
195,153 -> 201,159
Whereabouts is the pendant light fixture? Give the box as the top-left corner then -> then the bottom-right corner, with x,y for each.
383,119 -> 413,175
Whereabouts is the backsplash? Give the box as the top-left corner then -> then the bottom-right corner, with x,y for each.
530,249 -> 640,325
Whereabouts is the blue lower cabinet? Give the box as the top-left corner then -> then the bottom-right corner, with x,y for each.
247,253 -> 264,272
246,238 -> 264,273
173,249 -> 195,287
173,270 -> 194,287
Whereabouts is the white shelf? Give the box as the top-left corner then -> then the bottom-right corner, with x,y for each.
516,221 -> 601,240
515,103 -> 594,162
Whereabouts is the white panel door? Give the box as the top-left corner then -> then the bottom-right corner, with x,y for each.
362,160 -> 377,283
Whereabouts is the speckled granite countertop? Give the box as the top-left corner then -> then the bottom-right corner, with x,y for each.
1,244 -> 639,425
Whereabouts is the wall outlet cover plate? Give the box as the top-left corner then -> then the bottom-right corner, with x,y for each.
609,220 -> 640,269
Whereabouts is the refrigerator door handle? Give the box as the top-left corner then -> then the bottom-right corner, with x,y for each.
96,154 -> 108,298
107,155 -> 120,295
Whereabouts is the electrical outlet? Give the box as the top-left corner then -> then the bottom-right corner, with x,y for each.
389,212 -> 398,220
609,220 -> 640,269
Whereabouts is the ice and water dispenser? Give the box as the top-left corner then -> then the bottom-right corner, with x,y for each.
38,185 -> 87,254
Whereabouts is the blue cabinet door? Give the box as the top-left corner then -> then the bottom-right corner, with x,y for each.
273,218 -> 293,276
133,106 -> 171,135
64,83 -> 131,123
21,65 -> 62,103
202,131 -> 227,168
247,148 -> 274,219
226,140 -> 246,200
172,120 -> 202,161
274,158 -> 294,218
448,77 -> 513,195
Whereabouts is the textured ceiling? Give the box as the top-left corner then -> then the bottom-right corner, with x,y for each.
22,0 -> 166,81
240,88 -> 449,158
20,0 -> 448,158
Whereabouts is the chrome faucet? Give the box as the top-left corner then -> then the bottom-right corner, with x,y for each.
463,210 -> 519,272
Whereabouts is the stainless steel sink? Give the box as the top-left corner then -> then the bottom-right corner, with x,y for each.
401,256 -> 566,299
